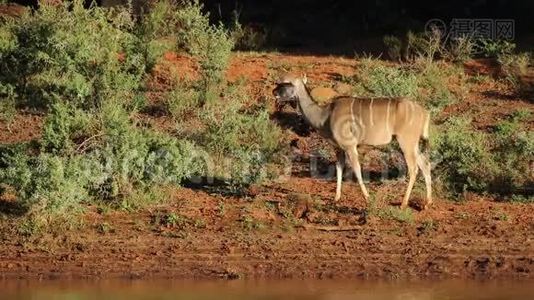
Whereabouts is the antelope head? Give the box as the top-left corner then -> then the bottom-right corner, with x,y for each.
272,74 -> 308,110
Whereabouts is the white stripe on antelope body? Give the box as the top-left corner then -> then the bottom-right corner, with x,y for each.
273,74 -> 432,210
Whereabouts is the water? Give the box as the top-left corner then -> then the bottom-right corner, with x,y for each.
1,280 -> 533,300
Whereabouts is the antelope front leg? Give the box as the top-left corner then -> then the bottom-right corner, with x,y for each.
334,150 -> 345,201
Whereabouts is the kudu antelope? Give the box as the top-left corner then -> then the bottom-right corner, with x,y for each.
273,74 -> 432,209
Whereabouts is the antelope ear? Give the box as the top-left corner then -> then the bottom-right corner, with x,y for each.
302,74 -> 308,85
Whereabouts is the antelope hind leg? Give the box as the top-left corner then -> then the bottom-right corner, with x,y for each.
398,137 -> 419,209
346,146 -> 369,201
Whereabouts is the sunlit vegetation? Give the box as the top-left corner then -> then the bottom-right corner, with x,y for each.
0,0 -> 282,231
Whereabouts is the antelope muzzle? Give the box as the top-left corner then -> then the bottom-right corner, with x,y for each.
272,82 -> 297,103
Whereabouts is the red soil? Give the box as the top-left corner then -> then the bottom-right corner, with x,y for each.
0,53 -> 533,280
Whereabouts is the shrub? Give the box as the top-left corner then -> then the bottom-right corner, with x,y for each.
499,52 -> 530,77
184,83 -> 282,188
0,1 -> 212,210
1,121 -> 203,213
197,25 -> 233,94
0,147 -> 89,215
478,39 -> 516,58
174,0 -> 234,102
498,52 -> 531,92
0,83 -> 16,125
0,1 -> 147,110
390,35 -> 510,63
134,0 -> 179,72
383,30 -> 475,63
354,58 -> 418,98
431,112 -> 533,199
491,116 -> 534,195
134,0 -> 235,89
352,58 -> 464,113
165,83 -> 200,119
406,29 -> 442,62
41,101 -> 94,154
174,0 -> 211,54
0,23 -> 16,124
442,36 -> 475,63
432,117 -> 496,195
231,10 -> 267,51
201,103 -> 279,155
0,0 -> 282,227
86,101 -> 204,199
378,207 -> 414,223
414,60 -> 464,112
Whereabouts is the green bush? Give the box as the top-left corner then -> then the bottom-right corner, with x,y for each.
231,10 -> 267,51
442,36 -> 475,63
0,0 -> 282,226
352,59 -> 463,113
165,83 -> 200,119
41,101 -> 94,154
498,52 -> 530,76
85,101 -> 204,199
415,60 -> 463,112
432,112 -> 533,199
174,0 -> 234,101
1,121 -> 203,214
491,116 -> 534,195
0,24 -> 16,123
197,24 -> 234,91
134,0 -> 181,72
498,52 -> 531,92
432,117 -> 496,195
179,83 -> 283,188
136,0 -> 234,104
0,83 -> 16,125
405,30 -> 442,62
0,1 -> 222,221
478,39 -> 516,58
385,31 -> 518,65
383,30 -> 474,63
354,58 -> 418,98
0,1 -> 146,110
201,101 -> 279,155
0,146 -> 89,215
89,132 -> 202,201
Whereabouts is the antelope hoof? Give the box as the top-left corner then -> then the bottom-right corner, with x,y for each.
423,201 -> 433,210
400,203 -> 408,210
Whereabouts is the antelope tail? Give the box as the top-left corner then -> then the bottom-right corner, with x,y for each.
421,111 -> 431,155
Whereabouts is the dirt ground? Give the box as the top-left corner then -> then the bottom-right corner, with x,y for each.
0,52 -> 533,280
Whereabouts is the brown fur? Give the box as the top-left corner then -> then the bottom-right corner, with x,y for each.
309,87 -> 338,105
274,74 -> 432,209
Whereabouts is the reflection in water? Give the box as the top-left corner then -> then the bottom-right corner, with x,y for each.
1,280 -> 534,300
